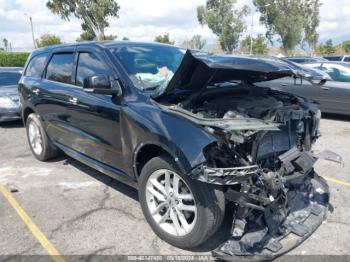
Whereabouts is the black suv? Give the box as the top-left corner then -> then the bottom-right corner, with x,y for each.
19,42 -> 338,259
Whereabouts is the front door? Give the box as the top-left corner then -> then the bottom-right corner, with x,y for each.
317,64 -> 350,114
65,47 -> 124,170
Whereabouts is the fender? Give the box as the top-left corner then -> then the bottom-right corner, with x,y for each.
120,99 -> 218,179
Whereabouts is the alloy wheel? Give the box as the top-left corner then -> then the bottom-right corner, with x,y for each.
28,120 -> 43,156
145,169 -> 197,236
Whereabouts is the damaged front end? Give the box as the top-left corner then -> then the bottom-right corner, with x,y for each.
165,88 -> 342,260
154,51 -> 341,259
181,96 -> 342,259
193,147 -> 335,260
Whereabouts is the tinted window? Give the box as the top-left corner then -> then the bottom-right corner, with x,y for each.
25,53 -> 47,77
76,52 -> 108,87
0,72 -> 21,86
344,57 -> 350,62
46,53 -> 74,84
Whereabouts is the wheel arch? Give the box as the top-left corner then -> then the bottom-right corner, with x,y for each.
22,106 -> 36,125
133,142 -> 188,179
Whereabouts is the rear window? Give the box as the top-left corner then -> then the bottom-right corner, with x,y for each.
0,72 -> 22,86
25,53 -> 48,78
46,53 -> 74,84
288,58 -> 306,63
325,56 -> 342,61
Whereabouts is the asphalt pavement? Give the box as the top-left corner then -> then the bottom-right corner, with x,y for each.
0,115 -> 349,260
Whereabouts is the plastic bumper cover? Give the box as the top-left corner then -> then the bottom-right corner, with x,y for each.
0,108 -> 21,122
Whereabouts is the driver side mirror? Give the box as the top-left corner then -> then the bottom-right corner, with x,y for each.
83,75 -> 122,96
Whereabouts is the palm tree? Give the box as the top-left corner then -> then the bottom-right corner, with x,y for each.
2,38 -> 8,51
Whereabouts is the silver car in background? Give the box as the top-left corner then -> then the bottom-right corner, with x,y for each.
0,67 -> 22,122
258,61 -> 350,115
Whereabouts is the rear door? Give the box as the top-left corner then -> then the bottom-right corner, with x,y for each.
38,49 -> 78,147
64,46 -> 124,169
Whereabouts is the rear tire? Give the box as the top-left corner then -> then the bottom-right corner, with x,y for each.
26,113 -> 58,161
138,155 -> 225,248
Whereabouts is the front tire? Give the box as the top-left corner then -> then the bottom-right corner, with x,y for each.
26,113 -> 58,161
138,155 -> 225,248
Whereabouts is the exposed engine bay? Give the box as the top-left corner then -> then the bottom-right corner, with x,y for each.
159,84 -> 342,259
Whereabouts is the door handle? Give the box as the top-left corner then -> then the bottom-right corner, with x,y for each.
69,97 -> 78,104
321,86 -> 330,90
32,88 -> 40,95
280,84 -> 288,87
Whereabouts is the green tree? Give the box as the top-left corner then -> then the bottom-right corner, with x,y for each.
197,0 -> 249,53
46,0 -> 120,41
182,35 -> 207,50
241,34 -> 268,55
341,40 -> 350,54
304,0 -> 321,54
253,0 -> 321,55
36,34 -> 62,48
104,34 -> 116,40
0,52 -> 30,66
154,33 -> 174,45
122,37 -> 130,41
77,22 -> 116,42
318,39 -> 336,55
76,22 -> 95,41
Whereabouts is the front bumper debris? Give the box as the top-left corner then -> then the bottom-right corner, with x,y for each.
213,174 -> 329,260
189,148 -> 342,261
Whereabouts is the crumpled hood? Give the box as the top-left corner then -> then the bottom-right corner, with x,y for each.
0,85 -> 19,97
152,50 -> 329,98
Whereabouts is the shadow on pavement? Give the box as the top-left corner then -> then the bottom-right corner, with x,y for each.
322,113 -> 350,122
63,156 -> 139,202
52,154 -> 233,252
0,120 -> 23,128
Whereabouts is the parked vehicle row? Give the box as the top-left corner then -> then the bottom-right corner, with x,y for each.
0,67 -> 22,122
324,55 -> 350,62
285,55 -> 350,64
285,56 -> 327,64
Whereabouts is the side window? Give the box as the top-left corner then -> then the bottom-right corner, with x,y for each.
76,52 -> 108,87
320,66 -> 337,80
320,66 -> 350,82
46,53 -> 74,84
25,53 -> 47,78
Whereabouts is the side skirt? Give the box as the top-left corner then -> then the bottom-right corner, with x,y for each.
55,142 -> 138,189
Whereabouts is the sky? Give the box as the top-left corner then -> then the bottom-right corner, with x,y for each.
0,0 -> 350,51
